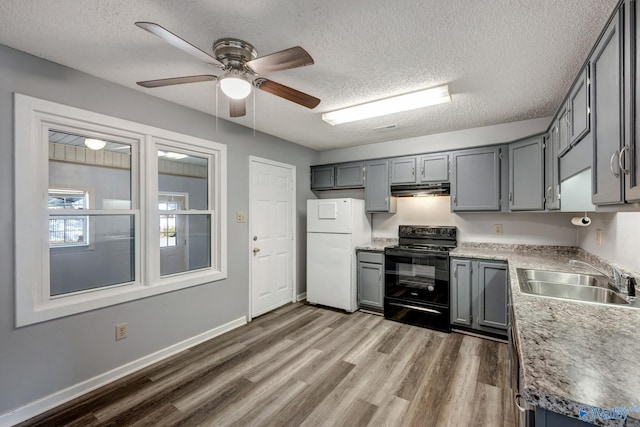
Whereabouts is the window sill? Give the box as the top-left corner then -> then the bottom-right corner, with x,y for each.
17,270 -> 226,327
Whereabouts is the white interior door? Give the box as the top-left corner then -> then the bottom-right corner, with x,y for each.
250,157 -> 296,318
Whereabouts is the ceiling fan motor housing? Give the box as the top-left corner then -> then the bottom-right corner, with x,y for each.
212,38 -> 258,72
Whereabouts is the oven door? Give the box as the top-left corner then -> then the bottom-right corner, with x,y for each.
384,249 -> 449,305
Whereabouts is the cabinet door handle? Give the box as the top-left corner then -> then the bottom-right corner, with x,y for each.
411,167 -> 415,177
619,145 -> 630,175
514,394 -> 527,413
509,192 -> 513,202
546,186 -> 553,201
453,195 -> 457,205
610,150 -> 621,178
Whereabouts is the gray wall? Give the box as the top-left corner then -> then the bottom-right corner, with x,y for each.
0,43 -> 319,415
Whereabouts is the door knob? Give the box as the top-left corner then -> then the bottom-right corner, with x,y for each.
253,247 -> 260,254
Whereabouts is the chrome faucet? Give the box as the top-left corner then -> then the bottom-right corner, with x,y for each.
569,259 -> 624,292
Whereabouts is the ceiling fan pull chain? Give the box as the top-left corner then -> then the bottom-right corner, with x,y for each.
253,87 -> 256,137
215,84 -> 219,133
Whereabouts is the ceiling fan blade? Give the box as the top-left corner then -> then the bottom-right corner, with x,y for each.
246,46 -> 314,75
255,78 -> 320,109
137,75 -> 217,88
135,22 -> 223,67
229,98 -> 246,117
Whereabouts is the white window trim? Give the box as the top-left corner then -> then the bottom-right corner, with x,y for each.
14,93 -> 227,327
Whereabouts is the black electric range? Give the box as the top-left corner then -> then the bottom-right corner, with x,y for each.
384,225 -> 457,332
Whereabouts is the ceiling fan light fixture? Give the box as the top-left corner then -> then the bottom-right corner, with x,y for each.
84,138 -> 107,150
219,74 -> 252,100
322,84 -> 451,126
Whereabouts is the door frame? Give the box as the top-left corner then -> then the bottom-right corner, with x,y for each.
247,156 -> 297,321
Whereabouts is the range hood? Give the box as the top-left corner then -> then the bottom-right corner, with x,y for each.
390,182 -> 450,197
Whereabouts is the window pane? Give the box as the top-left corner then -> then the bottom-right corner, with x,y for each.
49,217 -> 87,245
49,215 -> 135,296
49,129 -> 132,210
158,151 -> 208,209
160,214 -> 211,277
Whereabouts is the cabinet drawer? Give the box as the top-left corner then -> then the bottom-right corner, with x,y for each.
358,251 -> 383,264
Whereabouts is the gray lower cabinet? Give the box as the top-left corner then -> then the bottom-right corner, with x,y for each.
419,153 -> 449,182
365,160 -> 396,213
310,165 -> 334,190
591,8 -> 624,205
450,259 -> 472,326
357,251 -> 384,312
450,257 -> 508,336
451,146 -> 502,212
535,407 -> 592,427
335,162 -> 364,188
509,136 -> 545,211
390,156 -> 418,184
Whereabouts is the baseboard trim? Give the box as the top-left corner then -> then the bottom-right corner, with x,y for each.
0,316 -> 247,427
296,292 -> 307,302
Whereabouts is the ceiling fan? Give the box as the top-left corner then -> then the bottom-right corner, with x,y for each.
135,22 -> 321,118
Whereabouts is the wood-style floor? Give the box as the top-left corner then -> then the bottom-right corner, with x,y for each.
19,303 -> 515,427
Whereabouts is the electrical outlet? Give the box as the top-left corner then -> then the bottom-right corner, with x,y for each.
116,323 -> 128,341
494,224 -> 503,235
596,229 -> 602,245
236,211 -> 246,223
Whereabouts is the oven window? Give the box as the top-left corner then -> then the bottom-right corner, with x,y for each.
385,253 -> 449,306
398,262 -> 436,289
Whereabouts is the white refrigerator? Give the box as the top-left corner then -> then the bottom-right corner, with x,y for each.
306,198 -> 371,312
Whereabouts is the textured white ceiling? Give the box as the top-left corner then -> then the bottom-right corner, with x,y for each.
0,0 -> 618,151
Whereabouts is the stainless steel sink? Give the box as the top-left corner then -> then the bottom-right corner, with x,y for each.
517,269 -> 631,306
520,269 -> 608,287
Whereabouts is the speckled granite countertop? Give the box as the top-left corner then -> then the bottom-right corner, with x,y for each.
356,237 -> 398,252
452,243 -> 640,426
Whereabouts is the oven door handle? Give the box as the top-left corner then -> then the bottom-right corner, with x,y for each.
388,302 -> 443,315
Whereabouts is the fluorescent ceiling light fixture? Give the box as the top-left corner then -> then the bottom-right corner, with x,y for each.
84,138 -> 106,150
322,85 -> 451,126
158,150 -> 188,160
219,74 -> 252,100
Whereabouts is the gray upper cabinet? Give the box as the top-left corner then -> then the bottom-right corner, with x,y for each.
451,146 -> 502,211
419,153 -> 449,182
310,165 -> 334,190
568,67 -> 591,145
389,156 -> 418,184
545,129 -> 561,210
509,136 -> 545,211
557,103 -> 570,156
477,261 -> 508,331
625,0 -> 640,201
365,160 -> 396,213
591,9 -> 624,205
335,162 -> 364,188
